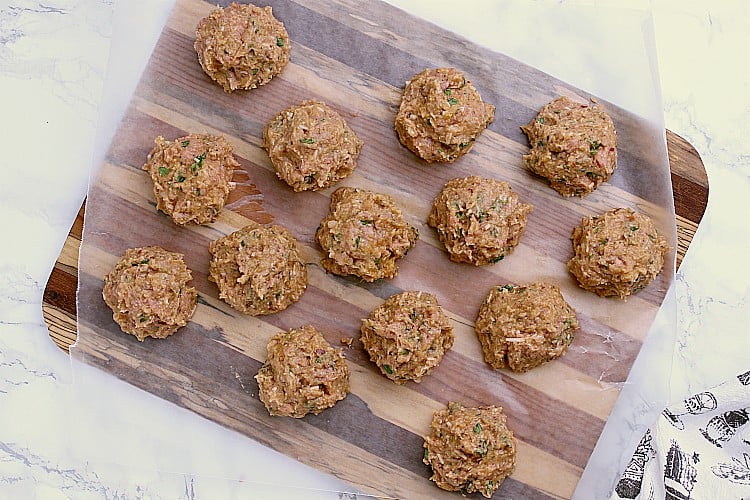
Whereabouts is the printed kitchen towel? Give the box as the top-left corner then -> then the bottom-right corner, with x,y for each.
612,370 -> 750,499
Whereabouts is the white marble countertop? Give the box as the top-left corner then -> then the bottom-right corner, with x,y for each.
1,0 -> 748,498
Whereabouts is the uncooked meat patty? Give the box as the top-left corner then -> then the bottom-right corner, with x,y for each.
256,325 -> 350,418
263,99 -> 363,191
475,282 -> 579,372
568,207 -> 669,299
360,291 -> 454,384
102,246 -> 197,341
315,187 -> 418,282
194,2 -> 290,92
427,176 -> 533,265
423,402 -> 517,498
395,67 -> 495,163
208,221 -> 307,315
143,133 -> 238,225
521,96 -> 617,196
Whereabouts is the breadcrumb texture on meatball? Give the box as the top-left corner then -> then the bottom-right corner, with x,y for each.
360,291 -> 454,384
521,96 -> 617,197
475,282 -> 579,372
395,67 -> 495,163
423,402 -> 517,498
208,221 -> 307,315
102,246 -> 197,341
143,133 -> 238,225
256,325 -> 350,418
315,187 -> 418,282
568,207 -> 669,299
428,176 -> 533,265
263,99 -> 363,192
194,2 -> 290,92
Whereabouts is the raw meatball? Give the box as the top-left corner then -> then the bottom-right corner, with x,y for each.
521,96 -> 617,197
361,291 -> 454,384
395,67 -> 495,163
263,100 -> 363,191
143,133 -> 238,225
102,246 -> 197,341
208,221 -> 307,315
315,187 -> 418,282
256,325 -> 350,418
475,282 -> 579,372
427,176 -> 533,265
568,207 -> 669,299
194,2 -> 290,92
423,402 -> 517,498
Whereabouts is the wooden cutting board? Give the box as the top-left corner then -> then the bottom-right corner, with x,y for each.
43,0 -> 709,498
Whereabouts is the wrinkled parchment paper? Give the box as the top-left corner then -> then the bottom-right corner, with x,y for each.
73,0 -> 676,497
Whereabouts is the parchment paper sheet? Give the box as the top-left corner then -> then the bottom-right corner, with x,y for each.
73,1 -> 676,497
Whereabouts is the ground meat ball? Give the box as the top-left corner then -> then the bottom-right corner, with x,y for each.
255,325 -> 350,418
475,282 -> 579,372
568,207 -> 670,299
208,221 -> 307,315
143,133 -> 238,225
315,187 -> 418,282
263,100 -> 363,191
361,291 -> 454,384
194,2 -> 290,92
395,67 -> 495,163
423,402 -> 517,498
427,176 -> 533,265
521,96 -> 617,197
102,246 -> 197,341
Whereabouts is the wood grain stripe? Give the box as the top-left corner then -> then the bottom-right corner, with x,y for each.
43,267 -> 78,316
671,172 -> 710,225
